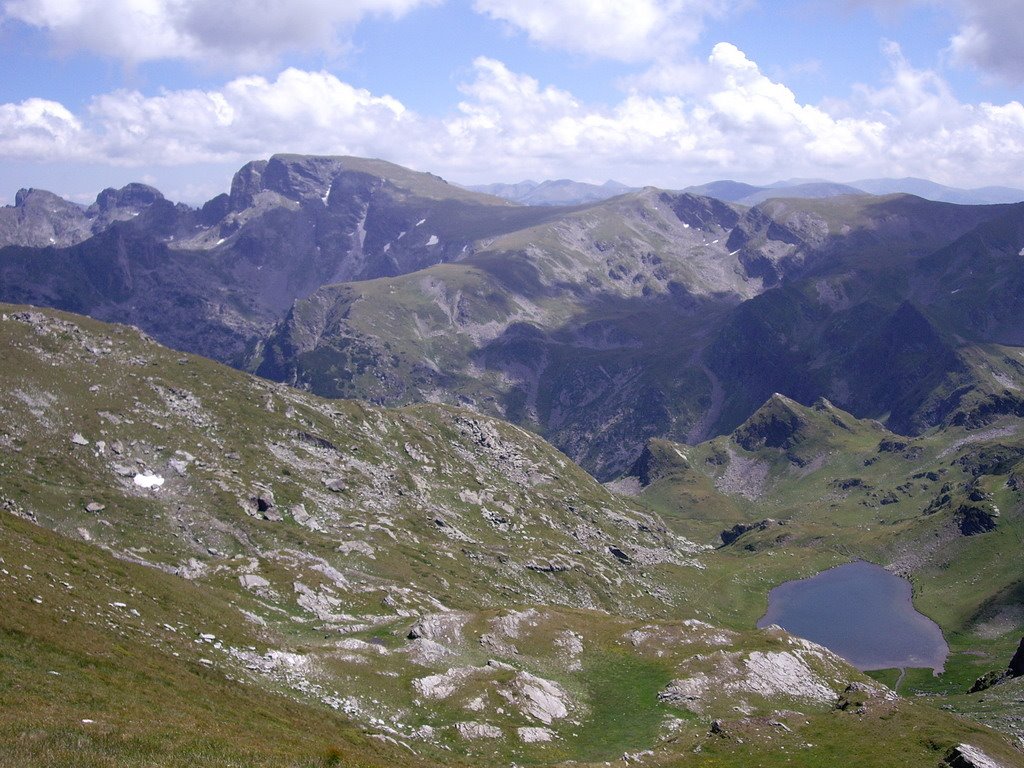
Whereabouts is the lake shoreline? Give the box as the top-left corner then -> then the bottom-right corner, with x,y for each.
757,560 -> 949,673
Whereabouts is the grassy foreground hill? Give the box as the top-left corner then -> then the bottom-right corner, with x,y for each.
2,304 -> 1022,767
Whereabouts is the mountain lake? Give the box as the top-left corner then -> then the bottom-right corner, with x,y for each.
757,560 -> 949,672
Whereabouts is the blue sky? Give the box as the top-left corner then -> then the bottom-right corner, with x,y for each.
1,0 -> 1023,204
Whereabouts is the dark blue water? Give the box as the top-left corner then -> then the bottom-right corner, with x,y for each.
757,561 -> 948,671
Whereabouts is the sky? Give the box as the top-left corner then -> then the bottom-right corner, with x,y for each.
2,0 -> 1024,204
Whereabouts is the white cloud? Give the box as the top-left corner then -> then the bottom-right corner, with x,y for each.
0,98 -> 85,159
472,0 -> 739,62
847,0 -> 1024,82
1,44 -> 1023,192
439,46 -> 886,182
947,0 -> 1024,82
2,0 -> 439,69
0,69 -> 412,170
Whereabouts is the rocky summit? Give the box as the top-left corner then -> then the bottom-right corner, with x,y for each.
1,155 -> 1024,768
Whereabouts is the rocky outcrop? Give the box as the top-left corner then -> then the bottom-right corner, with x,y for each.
720,519 -> 780,547
956,503 -> 999,536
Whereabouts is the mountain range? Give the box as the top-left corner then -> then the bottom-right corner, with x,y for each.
468,175 -> 1024,207
6,155 -> 1024,483
2,154 -> 1024,766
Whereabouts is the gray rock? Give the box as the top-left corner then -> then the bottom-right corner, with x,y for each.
71,433 -> 89,446
1009,636 -> 1024,678
512,672 -> 569,724
85,502 -> 106,513
944,744 -> 1004,768
324,478 -> 346,492
254,491 -> 275,513
456,722 -> 502,740
239,574 -> 270,589
517,726 -> 553,743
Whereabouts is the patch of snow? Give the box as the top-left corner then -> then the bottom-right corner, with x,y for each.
322,183 -> 332,205
415,218 -> 426,227
133,472 -> 165,489
426,235 -> 439,246
682,223 -> 690,228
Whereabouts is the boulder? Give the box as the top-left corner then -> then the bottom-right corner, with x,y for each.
944,744 -> 1004,768
517,727 -> 553,743
456,722 -> 502,740
1008,636 -> 1024,678
247,491 -> 281,520
239,574 -> 270,590
513,672 -> 569,724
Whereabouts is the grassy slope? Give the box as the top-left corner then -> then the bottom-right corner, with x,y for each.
632,394 -> 1024,742
0,513 -> 423,768
2,304 -> 1022,765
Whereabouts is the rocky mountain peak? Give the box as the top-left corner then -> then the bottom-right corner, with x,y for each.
90,182 -> 164,213
260,154 -> 354,203
13,187 -> 75,210
0,188 -> 90,248
229,159 -> 270,211
732,393 -> 809,452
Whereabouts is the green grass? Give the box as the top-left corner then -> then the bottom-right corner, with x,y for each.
565,653 -> 677,762
0,515 -> 418,768
2,304 -> 1023,766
